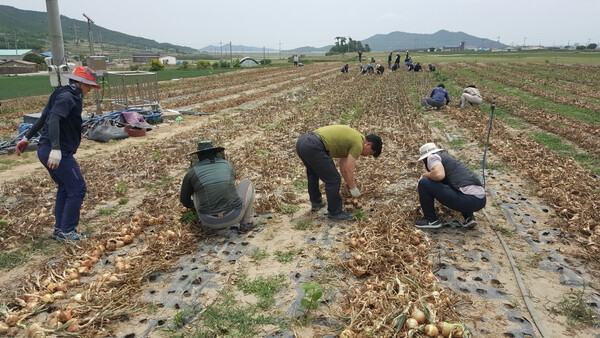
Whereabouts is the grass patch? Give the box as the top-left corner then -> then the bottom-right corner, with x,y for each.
551,284 -> 600,328
177,286 -> 285,337
115,182 -> 128,196
292,179 -> 308,191
448,138 -> 465,150
249,248 -> 269,262
0,251 -> 29,269
235,273 -> 288,309
274,249 -> 300,264
351,209 -> 368,221
491,224 -> 516,236
279,202 -> 299,214
180,210 -> 199,223
294,218 -> 314,231
98,207 -> 116,215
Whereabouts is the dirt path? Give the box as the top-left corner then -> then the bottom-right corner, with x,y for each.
0,62 -> 598,338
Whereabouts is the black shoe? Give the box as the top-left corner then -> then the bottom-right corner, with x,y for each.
463,215 -> 477,228
311,201 -> 327,211
238,222 -> 257,233
328,211 -> 352,220
50,228 -> 60,239
414,218 -> 442,229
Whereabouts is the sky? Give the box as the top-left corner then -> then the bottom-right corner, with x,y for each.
1,0 -> 598,50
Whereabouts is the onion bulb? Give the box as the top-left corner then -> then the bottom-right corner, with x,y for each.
405,317 -> 419,329
424,324 -> 438,337
411,307 -> 426,324
57,310 -> 72,323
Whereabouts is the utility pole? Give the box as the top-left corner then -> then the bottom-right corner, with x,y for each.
83,13 -> 95,56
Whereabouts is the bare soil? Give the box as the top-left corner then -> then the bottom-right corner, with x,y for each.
0,62 -> 598,338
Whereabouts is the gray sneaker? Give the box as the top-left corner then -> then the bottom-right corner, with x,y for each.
55,231 -> 89,242
311,201 -> 327,211
414,218 -> 442,229
463,216 -> 477,228
328,211 -> 352,220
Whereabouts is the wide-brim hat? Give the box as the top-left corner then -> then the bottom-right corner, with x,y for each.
64,66 -> 101,89
186,140 -> 225,157
418,142 -> 443,161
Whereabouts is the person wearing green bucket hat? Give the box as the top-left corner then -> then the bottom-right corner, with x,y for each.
180,141 -> 256,232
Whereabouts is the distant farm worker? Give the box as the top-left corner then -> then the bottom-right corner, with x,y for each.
413,62 -> 422,72
421,83 -> 451,110
180,141 -> 256,233
15,66 -> 101,241
341,64 -> 349,73
358,50 -> 363,63
394,53 -> 401,68
370,56 -> 375,63
460,85 -> 483,108
414,143 -> 486,229
293,54 -> 299,66
428,64 -> 436,71
376,64 -> 385,75
388,52 -> 393,69
295,125 -> 382,220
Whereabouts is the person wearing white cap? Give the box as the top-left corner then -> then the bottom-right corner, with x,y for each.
15,66 -> 101,241
414,142 -> 486,229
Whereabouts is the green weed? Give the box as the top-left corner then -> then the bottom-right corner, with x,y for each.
293,180 -> 308,191
235,273 -> 287,309
115,182 -> 128,196
351,209 -> 368,221
491,224 -> 516,236
274,249 -> 300,264
294,218 -> 314,231
180,210 -> 199,223
0,251 -> 28,269
300,281 -> 323,323
249,248 -> 269,262
118,198 -> 128,205
551,284 -> 600,327
181,287 -> 284,337
279,202 -> 299,214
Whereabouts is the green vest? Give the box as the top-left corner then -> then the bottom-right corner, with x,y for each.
190,158 -> 242,213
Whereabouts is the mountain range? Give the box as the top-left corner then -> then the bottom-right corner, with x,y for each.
1,5 -> 506,56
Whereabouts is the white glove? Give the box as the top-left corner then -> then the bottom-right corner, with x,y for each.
47,149 -> 62,169
349,187 -> 361,198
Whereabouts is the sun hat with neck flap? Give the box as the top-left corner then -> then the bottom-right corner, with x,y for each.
63,66 -> 101,89
186,140 -> 225,157
418,142 -> 443,161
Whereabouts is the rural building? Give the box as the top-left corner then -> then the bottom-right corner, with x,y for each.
0,59 -> 38,75
132,51 -> 160,64
159,56 -> 176,65
442,42 -> 465,51
0,49 -> 33,62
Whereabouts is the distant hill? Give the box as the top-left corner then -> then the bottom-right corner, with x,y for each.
363,30 -> 507,51
0,5 -> 198,57
199,30 -> 506,54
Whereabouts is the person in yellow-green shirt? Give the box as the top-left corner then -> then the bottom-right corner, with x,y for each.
295,125 -> 382,220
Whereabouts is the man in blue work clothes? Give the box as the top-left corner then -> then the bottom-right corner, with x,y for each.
421,83 -> 451,110
16,66 -> 100,241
